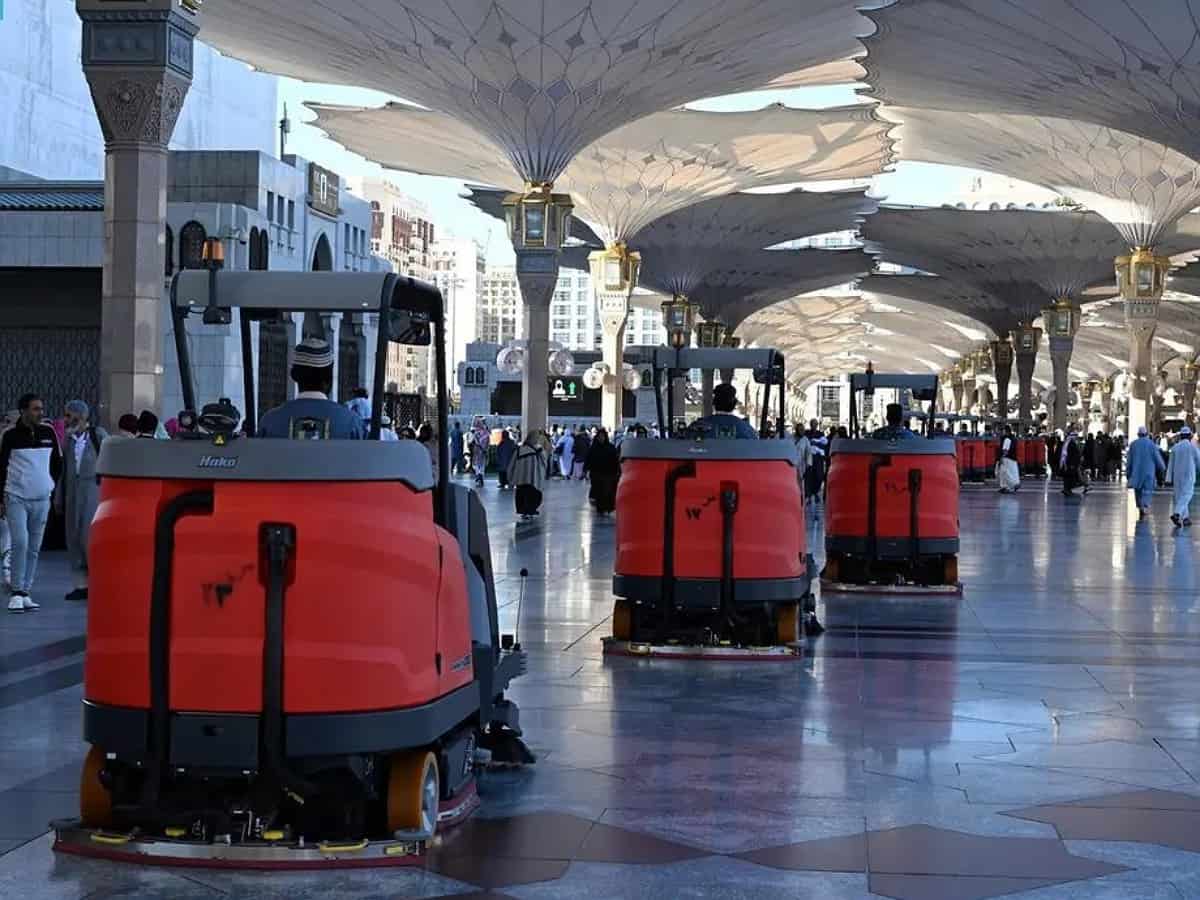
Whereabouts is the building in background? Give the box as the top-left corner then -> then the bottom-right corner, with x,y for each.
431,236 -> 485,401
0,152 -> 380,421
478,265 -> 522,346
349,177 -> 436,394
0,0 -> 278,182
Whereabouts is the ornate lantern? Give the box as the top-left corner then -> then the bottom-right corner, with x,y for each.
991,337 -> 1014,369
1116,247 -> 1171,301
502,182 -> 573,251
695,319 -> 727,349
722,334 -> 742,351
973,347 -> 993,376
1042,298 -> 1080,340
596,240 -> 641,293
1182,361 -> 1199,386
661,296 -> 697,350
1013,323 -> 1042,355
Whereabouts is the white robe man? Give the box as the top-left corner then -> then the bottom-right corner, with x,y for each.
1167,426 -> 1200,528
997,426 -> 1021,494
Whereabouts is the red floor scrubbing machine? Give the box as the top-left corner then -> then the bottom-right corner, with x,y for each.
53,270 -> 531,868
605,346 -> 816,660
823,371 -> 961,594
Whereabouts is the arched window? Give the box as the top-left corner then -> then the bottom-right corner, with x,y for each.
465,367 -> 476,386
475,366 -> 485,385
257,230 -> 270,271
248,227 -> 261,269
179,221 -> 207,270
164,226 -> 174,277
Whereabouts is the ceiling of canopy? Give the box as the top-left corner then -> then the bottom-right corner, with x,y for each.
880,109 -> 1200,246
860,0 -> 1200,163
202,0 -> 868,182
314,101 -> 892,245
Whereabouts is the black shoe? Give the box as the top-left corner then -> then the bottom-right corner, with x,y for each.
64,588 -> 88,602
1172,514 -> 1182,528
1186,519 -> 1194,528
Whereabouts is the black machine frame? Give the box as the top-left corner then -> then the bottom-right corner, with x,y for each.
847,370 -> 941,439
169,270 -> 452,525
650,346 -> 788,438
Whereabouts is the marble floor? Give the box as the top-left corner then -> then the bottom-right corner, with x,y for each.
4,474 -> 1200,898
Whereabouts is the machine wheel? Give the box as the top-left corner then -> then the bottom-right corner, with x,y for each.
387,750 -> 440,836
79,746 -> 112,828
942,556 -> 959,586
776,603 -> 800,644
612,599 -> 633,642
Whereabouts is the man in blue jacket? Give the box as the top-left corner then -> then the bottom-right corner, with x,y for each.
1127,425 -> 1165,519
691,383 -> 758,439
258,338 -> 365,440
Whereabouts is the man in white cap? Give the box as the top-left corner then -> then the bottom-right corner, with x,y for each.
258,338 -> 365,440
55,400 -> 107,601
1167,426 -> 1200,528
1127,425 -> 1166,519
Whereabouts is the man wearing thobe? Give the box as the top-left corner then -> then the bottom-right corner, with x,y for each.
1127,425 -> 1166,519
55,401 -> 107,601
1166,427 -> 1200,528
997,425 -> 1021,494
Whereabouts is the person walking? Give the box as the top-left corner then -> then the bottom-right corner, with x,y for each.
554,427 -> 574,480
0,411 -> 14,587
792,423 -> 812,491
495,429 -> 517,490
55,401 -> 107,602
1127,425 -> 1166,519
585,428 -> 621,514
571,427 -> 591,480
470,418 -> 489,487
449,421 -> 465,475
0,394 -> 62,612
1167,427 -> 1200,528
508,432 -> 546,519
997,425 -> 1021,493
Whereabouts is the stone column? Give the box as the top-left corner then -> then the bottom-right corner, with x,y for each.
1182,363 -> 1198,429
992,340 -> 1014,421
701,370 -> 716,417
1126,316 -> 1156,436
1049,337 -> 1073,431
78,0 -> 199,427
1100,378 -> 1114,431
1015,354 -> 1038,427
589,247 -> 639,434
516,251 -> 558,442
951,373 -> 965,414
962,374 -> 977,415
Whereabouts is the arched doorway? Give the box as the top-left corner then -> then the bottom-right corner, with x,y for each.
305,233 -> 334,340
254,224 -> 288,418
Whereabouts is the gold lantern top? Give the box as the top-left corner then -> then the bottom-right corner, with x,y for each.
1181,361 -> 1199,385
1116,247 -> 1171,301
695,319 -> 727,349
1042,298 -> 1080,340
661,296 -> 697,350
502,182 -> 574,251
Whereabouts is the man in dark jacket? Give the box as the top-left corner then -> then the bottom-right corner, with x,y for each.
0,394 -> 62,612
495,430 -> 518,489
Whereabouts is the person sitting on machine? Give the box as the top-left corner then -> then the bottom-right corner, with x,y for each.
258,338 -> 365,440
689,382 -> 759,439
872,403 -> 918,441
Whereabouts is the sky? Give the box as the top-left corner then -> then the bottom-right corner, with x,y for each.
276,77 -> 1053,266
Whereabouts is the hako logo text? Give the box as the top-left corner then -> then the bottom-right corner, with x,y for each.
197,455 -> 238,470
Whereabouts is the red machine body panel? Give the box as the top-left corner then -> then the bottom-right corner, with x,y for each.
826,445 -> 959,543
86,476 -> 465,717
615,457 -> 805,582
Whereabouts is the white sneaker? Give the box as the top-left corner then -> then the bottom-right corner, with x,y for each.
20,594 -> 39,611
8,594 -> 24,614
